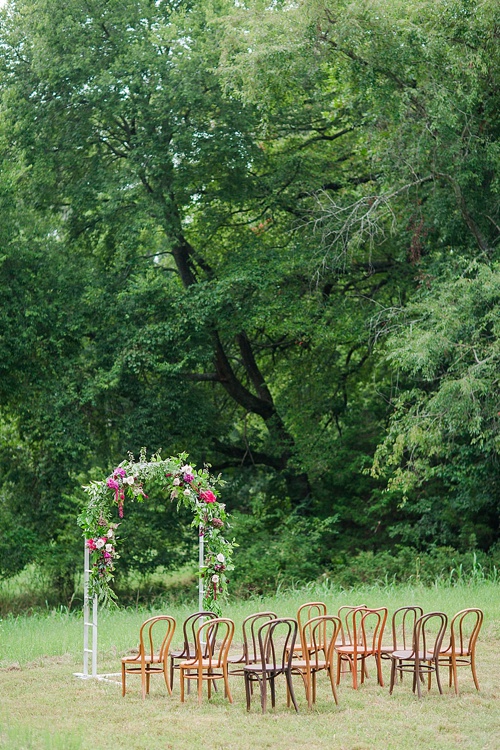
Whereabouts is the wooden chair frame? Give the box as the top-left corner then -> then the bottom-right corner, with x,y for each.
169,610 -> 217,690
291,615 -> 342,709
179,617 -> 235,704
121,615 -> 176,699
438,608 -> 483,694
335,607 -> 388,689
389,611 -> 448,698
244,618 -> 299,713
228,611 -> 277,676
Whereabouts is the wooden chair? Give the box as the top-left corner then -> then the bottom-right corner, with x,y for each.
294,602 -> 327,657
380,606 -> 424,673
179,617 -> 235,704
438,608 -> 483,694
169,611 -> 217,690
389,611 -> 448,698
291,615 -> 342,709
244,617 -> 299,713
228,611 -> 277,676
121,615 -> 176,698
335,607 -> 388,689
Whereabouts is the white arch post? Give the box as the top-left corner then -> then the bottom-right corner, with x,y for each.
75,532 -> 205,681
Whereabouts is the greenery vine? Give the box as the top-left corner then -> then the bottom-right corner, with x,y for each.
78,450 -> 234,614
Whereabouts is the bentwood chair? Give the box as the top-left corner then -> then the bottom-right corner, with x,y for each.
291,615 -> 342,709
179,617 -> 235,704
121,615 -> 176,698
389,611 -> 448,698
438,608 -> 483,694
335,607 -> 388,689
244,618 -> 299,713
380,606 -> 424,672
293,602 -> 327,658
228,611 -> 277,676
169,611 -> 217,690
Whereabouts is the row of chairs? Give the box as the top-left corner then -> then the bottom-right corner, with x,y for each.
121,603 -> 483,710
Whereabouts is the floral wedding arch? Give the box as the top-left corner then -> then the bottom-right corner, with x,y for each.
78,449 -> 234,614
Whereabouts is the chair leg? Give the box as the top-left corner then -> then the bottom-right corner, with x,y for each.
434,660 -> 444,695
163,661 -> 172,696
285,671 -> 299,712
375,654 -> 384,687
270,675 -> 276,708
169,657 -> 175,692
389,658 -> 396,695
198,669 -> 203,705
327,666 -> 339,705
223,666 -> 233,704
180,667 -> 185,703
121,663 -> 126,697
244,674 -> 252,711
471,653 -> 480,691
260,676 -> 267,714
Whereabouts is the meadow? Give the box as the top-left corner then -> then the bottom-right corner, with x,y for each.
1,581 -> 499,750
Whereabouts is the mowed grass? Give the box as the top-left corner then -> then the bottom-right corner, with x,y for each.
1,581 -> 499,750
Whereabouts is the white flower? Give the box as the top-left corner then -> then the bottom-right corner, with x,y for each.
180,464 -> 193,473
216,553 -> 225,563
95,538 -> 105,549
106,529 -> 114,538
184,489 -> 191,496
211,574 -> 219,583
173,477 -> 181,486
170,489 -> 179,500
123,475 -> 135,486
105,544 -> 113,552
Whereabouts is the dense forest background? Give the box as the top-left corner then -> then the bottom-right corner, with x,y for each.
1,0 -> 499,605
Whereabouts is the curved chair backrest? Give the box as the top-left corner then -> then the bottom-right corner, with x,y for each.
391,606 -> 424,650
257,618 -> 298,674
139,615 -> 176,662
297,602 -> 327,633
242,612 -> 278,664
337,605 -> 368,645
181,611 -> 218,659
195,618 -> 235,669
358,608 -> 388,653
449,608 -> 484,656
302,615 -> 342,670
413,612 -> 448,662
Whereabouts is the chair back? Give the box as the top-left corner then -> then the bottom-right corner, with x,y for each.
337,604 -> 367,645
297,602 -> 327,633
242,611 -> 277,665
257,618 -> 298,675
413,612 -> 448,662
195,618 -> 235,669
391,606 -> 423,650
180,611 -> 218,659
302,615 -> 342,670
449,608 -> 483,656
346,607 -> 387,654
139,615 -> 176,662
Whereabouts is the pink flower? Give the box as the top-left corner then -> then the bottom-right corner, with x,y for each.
106,478 -> 120,490
87,539 -> 97,551
113,467 -> 126,477
199,489 -> 217,504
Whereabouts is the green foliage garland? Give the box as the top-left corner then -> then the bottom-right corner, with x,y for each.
78,450 -> 234,613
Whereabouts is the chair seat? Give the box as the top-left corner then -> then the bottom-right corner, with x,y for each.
291,659 -> 327,670
122,653 -> 163,665
391,649 -> 434,660
336,645 -> 374,656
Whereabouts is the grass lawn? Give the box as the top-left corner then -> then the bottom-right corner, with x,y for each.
1,582 -> 499,750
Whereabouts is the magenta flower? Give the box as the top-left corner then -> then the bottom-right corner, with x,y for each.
106,478 -> 120,490
87,539 -> 97,551
199,489 -> 217,504
183,473 -> 194,483
113,467 -> 126,477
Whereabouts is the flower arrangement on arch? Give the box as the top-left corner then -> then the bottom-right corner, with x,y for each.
78,450 -> 234,612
